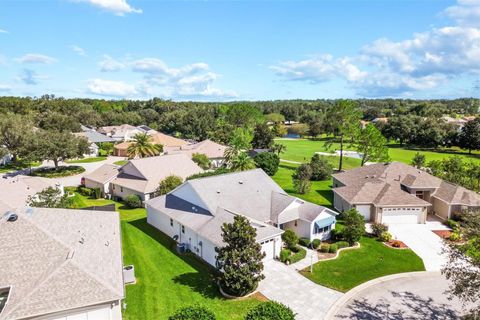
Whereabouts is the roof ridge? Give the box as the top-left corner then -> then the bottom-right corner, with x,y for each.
189,168 -> 264,183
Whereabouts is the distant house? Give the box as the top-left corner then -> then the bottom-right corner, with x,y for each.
146,169 -> 338,266
0,175 -> 63,213
165,139 -> 227,168
98,124 -> 145,142
113,132 -> 188,157
371,117 -> 388,124
74,130 -> 116,157
82,164 -> 120,197
0,207 -> 124,320
332,162 -> 480,224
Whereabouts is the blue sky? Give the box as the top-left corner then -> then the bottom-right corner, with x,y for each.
0,0 -> 479,100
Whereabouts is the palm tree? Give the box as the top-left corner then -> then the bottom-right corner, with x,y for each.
230,152 -> 255,172
127,133 -> 163,159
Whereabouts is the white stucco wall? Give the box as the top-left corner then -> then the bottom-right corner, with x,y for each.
37,301 -> 122,320
283,219 -> 311,239
84,179 -> 110,197
112,183 -> 146,201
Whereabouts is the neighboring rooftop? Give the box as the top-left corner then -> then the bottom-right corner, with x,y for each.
73,130 -> 116,144
83,164 -> 120,184
165,139 -> 226,159
0,207 -> 123,319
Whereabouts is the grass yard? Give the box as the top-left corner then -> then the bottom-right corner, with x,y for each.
300,236 -> 425,292
68,190 -> 261,320
114,160 -> 128,166
66,156 -> 107,163
275,138 -> 480,167
272,163 -> 333,208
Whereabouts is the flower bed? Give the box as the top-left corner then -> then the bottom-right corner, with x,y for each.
31,165 -> 85,178
383,240 -> 408,249
280,246 -> 307,264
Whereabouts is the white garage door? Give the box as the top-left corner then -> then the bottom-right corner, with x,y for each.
382,207 -> 422,224
355,205 -> 371,221
261,239 -> 275,261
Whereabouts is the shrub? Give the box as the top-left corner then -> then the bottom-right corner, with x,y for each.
192,153 -> 211,170
336,241 -> 349,249
319,244 -> 330,253
449,231 -> 461,242
292,164 -> 312,194
279,249 -> 291,263
447,219 -> 460,230
31,165 -> 85,178
329,244 -> 338,254
391,240 -> 402,248
371,222 -> 389,237
92,187 -> 101,199
343,209 -> 366,245
379,231 -> 393,242
309,154 -> 333,181
124,194 -> 142,208
78,187 -> 93,197
253,152 -> 280,176
281,229 -> 298,250
287,246 -> 306,264
298,237 -> 311,247
244,301 -> 295,320
169,306 -> 216,320
330,229 -> 342,241
311,239 -> 321,249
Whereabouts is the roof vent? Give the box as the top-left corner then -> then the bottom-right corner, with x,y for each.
4,211 -> 18,222
216,190 -> 221,194
239,181 -> 244,184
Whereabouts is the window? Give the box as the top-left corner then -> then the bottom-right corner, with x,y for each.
170,218 -> 173,227
120,187 -> 124,192
294,220 -> 298,227
112,185 -> 115,190
181,225 -> 185,234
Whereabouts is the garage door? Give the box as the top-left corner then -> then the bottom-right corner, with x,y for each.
355,205 -> 371,221
261,239 -> 275,261
382,207 -> 422,224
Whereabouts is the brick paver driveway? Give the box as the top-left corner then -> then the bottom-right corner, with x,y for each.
258,260 -> 343,320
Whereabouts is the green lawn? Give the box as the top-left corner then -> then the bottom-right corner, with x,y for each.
0,161 -> 41,173
300,236 -> 425,292
66,156 -> 107,163
272,163 -> 333,208
276,138 -> 480,167
68,190 -> 261,320
114,160 -> 128,166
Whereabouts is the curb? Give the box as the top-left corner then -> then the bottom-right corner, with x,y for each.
324,271 -> 441,320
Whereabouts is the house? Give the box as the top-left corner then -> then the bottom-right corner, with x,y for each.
371,117 -> 388,124
112,132 -> 188,157
165,139 -> 227,168
0,153 -> 12,166
110,154 -> 203,202
146,169 -> 338,267
0,175 -> 63,213
0,207 -> 123,320
74,129 -> 120,157
82,164 -> 120,197
332,162 -> 480,224
98,124 -> 145,142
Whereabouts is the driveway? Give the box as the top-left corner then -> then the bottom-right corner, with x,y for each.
388,224 -> 447,271
258,260 -> 343,320
327,271 -> 465,319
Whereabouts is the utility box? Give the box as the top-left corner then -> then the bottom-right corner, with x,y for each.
123,265 -> 135,284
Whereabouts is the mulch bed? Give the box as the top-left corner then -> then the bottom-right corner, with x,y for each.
317,252 -> 336,260
384,240 -> 409,249
432,230 -> 452,239
251,292 -> 269,302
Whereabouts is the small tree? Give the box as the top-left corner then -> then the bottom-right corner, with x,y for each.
292,164 -> 312,194
127,133 -> 163,159
253,152 -> 280,176
371,222 -> 388,237
271,143 -> 286,156
309,154 -> 333,181
411,152 -> 426,169
169,306 -> 216,320
244,301 -> 295,320
343,209 -> 365,245
355,124 -> 390,166
157,175 -> 183,195
217,215 -> 265,297
28,187 -> 72,208
459,118 -> 480,154
229,152 -> 256,172
281,229 -> 298,250
192,153 -> 211,170
252,123 -> 275,149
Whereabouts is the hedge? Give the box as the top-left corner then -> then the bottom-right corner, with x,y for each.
286,246 -> 306,264
244,301 -> 295,320
124,194 -> 142,208
319,244 -> 330,253
169,306 -> 216,320
31,165 -> 85,178
279,249 -> 291,263
335,241 -> 349,249
328,244 -> 338,254
299,237 -> 311,247
311,239 -> 321,249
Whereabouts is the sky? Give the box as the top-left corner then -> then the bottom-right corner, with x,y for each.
0,0 -> 479,101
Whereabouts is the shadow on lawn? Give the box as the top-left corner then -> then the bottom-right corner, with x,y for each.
127,218 -> 222,299
335,291 -> 459,320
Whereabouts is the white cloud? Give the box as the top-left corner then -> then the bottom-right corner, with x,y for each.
16,53 -> 57,64
270,0 -> 480,96
0,29 -> 8,34
87,78 -> 137,96
78,0 -> 142,16
99,55 -> 125,72
70,45 -> 86,56
0,84 -> 11,92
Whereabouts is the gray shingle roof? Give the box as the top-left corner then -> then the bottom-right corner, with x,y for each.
73,131 -> 116,144
83,164 -> 119,184
0,208 -> 123,319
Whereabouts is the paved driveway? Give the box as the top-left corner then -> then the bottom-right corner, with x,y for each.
329,272 -> 465,319
258,260 -> 343,320
388,224 -> 447,271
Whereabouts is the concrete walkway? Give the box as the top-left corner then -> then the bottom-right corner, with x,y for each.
259,260 -> 343,320
288,247 -> 318,271
326,271 -> 465,319
389,224 -> 447,271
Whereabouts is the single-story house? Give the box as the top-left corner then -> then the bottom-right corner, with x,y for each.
0,207 -> 124,320
110,153 -> 203,202
98,124 -> 145,142
165,139 -> 227,168
0,175 -> 63,213
332,162 -> 480,224
73,130 -> 117,157
146,169 -> 338,266
113,132 -> 188,157
82,164 -> 120,197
